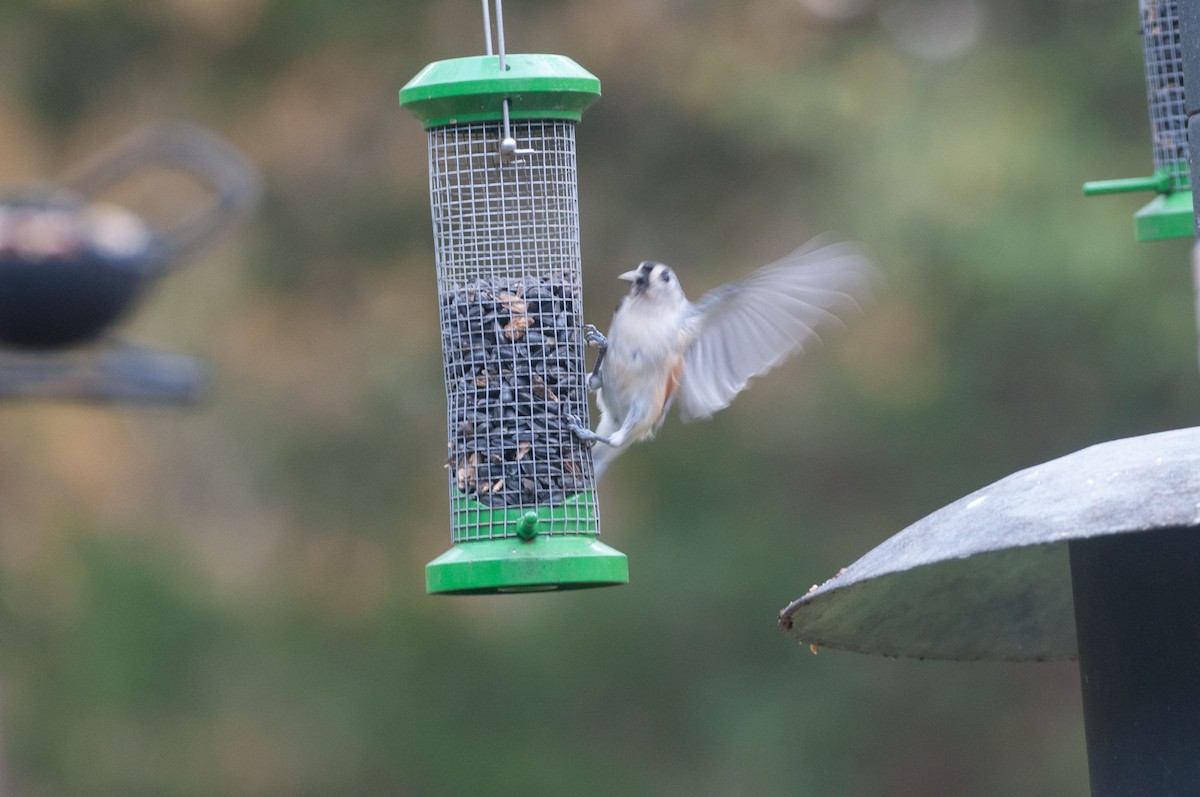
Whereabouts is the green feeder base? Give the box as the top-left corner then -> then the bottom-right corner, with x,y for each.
1082,171 -> 1194,241
1133,191 -> 1194,241
427,535 -> 628,595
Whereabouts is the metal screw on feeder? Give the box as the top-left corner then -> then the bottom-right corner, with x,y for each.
0,122 -> 259,403
1083,0 -> 1194,240
401,0 -> 628,595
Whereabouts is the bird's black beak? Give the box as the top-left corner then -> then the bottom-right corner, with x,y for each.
619,262 -> 655,293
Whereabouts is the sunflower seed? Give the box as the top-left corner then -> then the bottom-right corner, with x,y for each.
442,274 -> 594,507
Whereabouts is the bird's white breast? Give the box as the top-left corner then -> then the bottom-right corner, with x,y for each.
600,297 -> 688,420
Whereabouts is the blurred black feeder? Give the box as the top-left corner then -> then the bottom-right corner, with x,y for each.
780,2 -> 1200,793
0,122 -> 258,403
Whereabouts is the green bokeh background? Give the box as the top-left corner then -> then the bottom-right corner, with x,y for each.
0,0 -> 1193,794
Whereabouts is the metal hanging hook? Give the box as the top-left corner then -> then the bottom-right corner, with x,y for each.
499,99 -> 536,163
481,0 -> 533,163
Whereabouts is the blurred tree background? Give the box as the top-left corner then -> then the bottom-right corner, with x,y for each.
0,0 -> 1193,794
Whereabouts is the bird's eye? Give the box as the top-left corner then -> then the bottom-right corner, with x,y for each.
660,270 -> 671,283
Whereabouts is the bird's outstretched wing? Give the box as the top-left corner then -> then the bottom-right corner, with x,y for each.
676,238 -> 877,421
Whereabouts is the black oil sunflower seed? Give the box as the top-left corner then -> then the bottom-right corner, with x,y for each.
442,274 -> 593,507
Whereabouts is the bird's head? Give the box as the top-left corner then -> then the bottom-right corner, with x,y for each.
619,261 -> 684,304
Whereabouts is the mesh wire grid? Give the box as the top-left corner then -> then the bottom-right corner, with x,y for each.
429,119 -> 599,542
1141,0 -> 1190,190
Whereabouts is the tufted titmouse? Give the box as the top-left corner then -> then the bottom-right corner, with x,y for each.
569,237 -> 877,477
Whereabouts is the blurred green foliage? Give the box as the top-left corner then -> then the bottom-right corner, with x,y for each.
0,0 -> 1193,794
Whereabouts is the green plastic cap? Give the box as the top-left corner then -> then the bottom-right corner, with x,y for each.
400,54 -> 600,129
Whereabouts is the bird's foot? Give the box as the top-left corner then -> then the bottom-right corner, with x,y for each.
583,324 -> 607,392
565,413 -> 605,448
583,324 -> 608,349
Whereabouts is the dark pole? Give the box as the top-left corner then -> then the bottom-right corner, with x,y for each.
1181,0 -> 1200,370
1182,0 -> 1200,231
1069,527 -> 1200,795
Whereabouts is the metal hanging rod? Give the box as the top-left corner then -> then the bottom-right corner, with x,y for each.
482,0 -> 493,55
481,0 -> 530,162
482,0 -> 506,69
481,0 -> 507,69
495,0 -> 508,71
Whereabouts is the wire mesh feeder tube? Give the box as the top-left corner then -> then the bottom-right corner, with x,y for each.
1142,0 -> 1189,192
402,54 -> 628,594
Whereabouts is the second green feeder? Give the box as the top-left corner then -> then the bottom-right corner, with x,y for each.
402,52 -> 628,594
1084,0 -> 1193,240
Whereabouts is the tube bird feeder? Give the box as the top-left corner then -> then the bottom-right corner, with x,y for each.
401,7 -> 628,594
1084,0 -> 1194,240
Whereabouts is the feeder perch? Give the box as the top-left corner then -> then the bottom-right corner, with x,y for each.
780,427 -> 1200,793
1083,0 -> 1193,240
401,12 -> 628,594
0,122 -> 259,403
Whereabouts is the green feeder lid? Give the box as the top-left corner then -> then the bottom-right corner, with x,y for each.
400,54 -> 600,129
